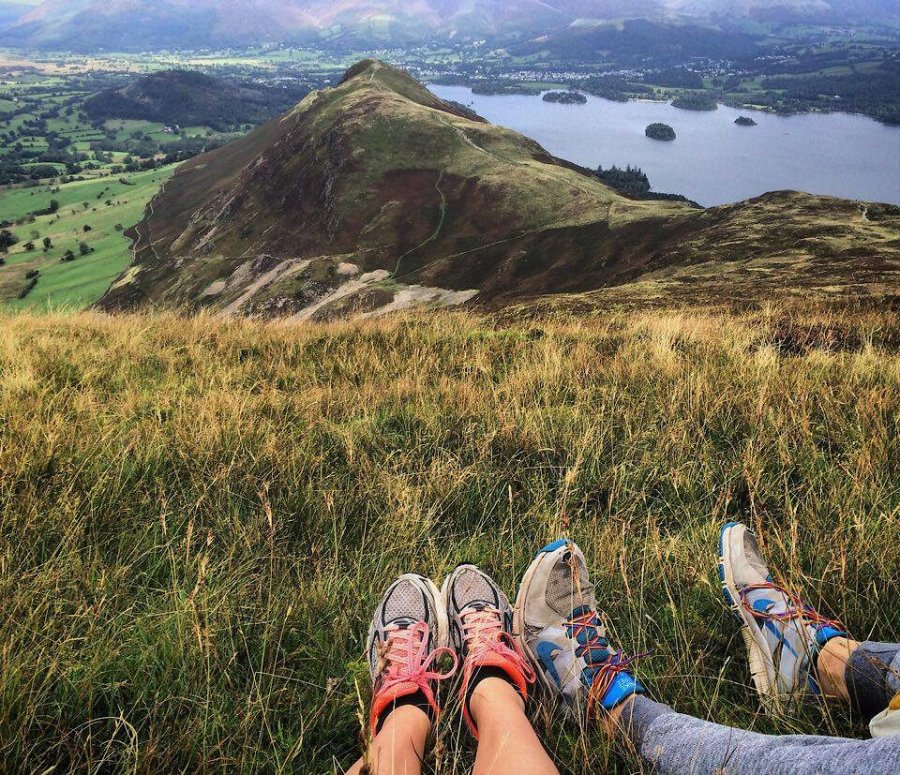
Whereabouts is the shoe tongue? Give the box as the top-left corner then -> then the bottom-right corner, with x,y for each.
745,587 -> 786,617
383,620 -> 423,665
463,603 -> 502,635
571,604 -> 596,620
743,532 -> 772,580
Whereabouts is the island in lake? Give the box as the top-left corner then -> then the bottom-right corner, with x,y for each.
735,116 -> 758,126
646,122 -> 676,141
543,91 -> 587,104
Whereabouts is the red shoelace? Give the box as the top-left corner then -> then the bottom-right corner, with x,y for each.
585,652 -> 647,718
568,609 -> 648,718
738,581 -> 847,633
371,621 -> 458,734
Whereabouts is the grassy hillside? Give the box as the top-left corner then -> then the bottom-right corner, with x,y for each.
99,60 -> 677,317
99,61 -> 900,321
0,166 -> 174,310
1,306 -> 898,772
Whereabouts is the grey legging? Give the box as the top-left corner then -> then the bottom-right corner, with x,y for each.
624,641 -> 900,775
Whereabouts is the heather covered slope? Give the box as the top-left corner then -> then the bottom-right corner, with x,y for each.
99,61 -> 900,319
559,193 -> 900,309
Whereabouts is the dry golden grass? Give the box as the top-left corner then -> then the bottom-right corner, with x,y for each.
0,306 -> 898,772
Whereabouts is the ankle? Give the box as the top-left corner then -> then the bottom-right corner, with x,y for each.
469,676 -> 526,726
603,693 -> 633,731
374,690 -> 435,734
376,702 -> 433,737
816,637 -> 860,700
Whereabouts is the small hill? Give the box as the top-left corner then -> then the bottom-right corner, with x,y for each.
98,60 -> 689,318
84,70 -> 307,133
98,61 -> 900,319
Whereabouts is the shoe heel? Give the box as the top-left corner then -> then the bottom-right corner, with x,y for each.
431,577 -> 451,651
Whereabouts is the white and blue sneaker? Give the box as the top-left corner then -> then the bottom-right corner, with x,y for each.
513,539 -> 644,716
718,522 -> 848,702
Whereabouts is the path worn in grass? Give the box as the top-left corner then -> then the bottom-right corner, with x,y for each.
393,170 -> 447,276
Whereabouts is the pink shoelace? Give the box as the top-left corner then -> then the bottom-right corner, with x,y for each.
371,621 -> 457,733
459,605 -> 535,736
461,606 -> 535,675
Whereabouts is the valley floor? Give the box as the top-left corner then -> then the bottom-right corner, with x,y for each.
1,306 -> 898,771
0,166 -> 175,310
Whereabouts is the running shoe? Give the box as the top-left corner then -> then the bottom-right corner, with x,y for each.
718,521 -> 848,699
365,573 -> 457,734
514,539 -> 644,716
441,564 -> 535,737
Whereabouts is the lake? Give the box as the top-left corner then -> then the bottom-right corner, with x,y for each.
429,85 -> 900,207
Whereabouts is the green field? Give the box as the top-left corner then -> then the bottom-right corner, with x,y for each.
0,307 -> 897,772
0,165 -> 175,310
0,65 -> 228,187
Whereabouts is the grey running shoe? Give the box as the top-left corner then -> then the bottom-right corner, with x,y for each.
514,539 -> 644,715
365,574 -> 455,734
441,564 -> 534,736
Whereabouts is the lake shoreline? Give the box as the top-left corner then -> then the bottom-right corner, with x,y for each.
430,84 -> 900,207
432,82 -> 900,127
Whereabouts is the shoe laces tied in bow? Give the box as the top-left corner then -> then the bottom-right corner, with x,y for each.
371,621 -> 458,734
567,608 -> 648,718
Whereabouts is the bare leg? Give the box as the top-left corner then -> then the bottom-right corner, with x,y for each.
470,677 -> 559,775
347,705 -> 431,775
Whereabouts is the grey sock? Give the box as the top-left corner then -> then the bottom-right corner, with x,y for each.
845,641 -> 900,720
621,694 -> 675,748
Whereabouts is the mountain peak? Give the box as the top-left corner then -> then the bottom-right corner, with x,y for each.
99,59 -> 670,317
340,59 -> 385,84
98,61 -> 900,319
334,59 -> 465,116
